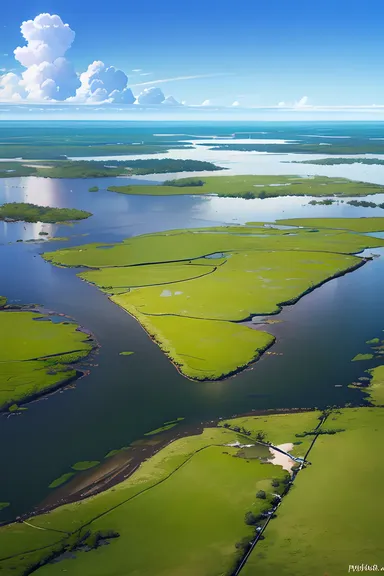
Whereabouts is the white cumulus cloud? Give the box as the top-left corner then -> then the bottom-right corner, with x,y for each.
135,87 -> 166,105
14,13 -> 75,67
232,100 -> 240,107
0,73 -> 27,101
201,99 -> 211,106
71,61 -> 134,103
0,13 -> 181,106
1,13 -> 79,101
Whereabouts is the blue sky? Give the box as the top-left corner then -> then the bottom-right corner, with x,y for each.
1,0 -> 384,116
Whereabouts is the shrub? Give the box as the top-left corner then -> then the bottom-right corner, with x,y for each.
256,490 -> 266,499
244,511 -> 259,526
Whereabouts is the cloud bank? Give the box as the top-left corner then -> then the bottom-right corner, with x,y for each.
0,13 -> 179,106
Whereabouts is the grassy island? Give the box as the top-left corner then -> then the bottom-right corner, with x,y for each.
0,159 -> 223,179
107,174 -> 384,198
43,218 -> 384,380
0,203 -> 92,223
290,157 -> 384,166
0,308 -> 94,411
1,407 -> 383,576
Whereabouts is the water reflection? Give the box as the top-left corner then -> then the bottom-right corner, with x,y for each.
1,175 -> 384,519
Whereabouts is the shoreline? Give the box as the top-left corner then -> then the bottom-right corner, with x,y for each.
0,306 -> 99,414
2,405 -> 319,526
107,255 -> 370,383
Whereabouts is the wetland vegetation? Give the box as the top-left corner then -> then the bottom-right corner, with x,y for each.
43,218 -> 384,380
0,308 -> 95,411
0,203 -> 91,223
242,408 -> 384,576
0,159 -> 223,179
2,120 -> 384,575
107,174 -> 384,198
1,407 -> 382,576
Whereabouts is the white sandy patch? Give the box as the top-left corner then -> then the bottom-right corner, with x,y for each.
268,442 -> 295,473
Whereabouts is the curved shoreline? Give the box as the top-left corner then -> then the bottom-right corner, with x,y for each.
1,406 -> 317,526
0,306 -> 99,414
107,256 -> 370,382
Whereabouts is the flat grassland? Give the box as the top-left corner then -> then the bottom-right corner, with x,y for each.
0,203 -> 91,223
0,310 -> 93,410
242,407 -> 384,576
275,217 -> 384,232
43,219 -> 384,380
0,412 -> 321,576
367,365 -> 384,405
107,175 -> 384,198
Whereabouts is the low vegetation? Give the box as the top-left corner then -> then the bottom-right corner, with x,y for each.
2,408 -> 381,576
0,202 -> 92,223
367,365 -> 384,405
0,309 -> 94,411
290,157 -> 384,166
0,159 -> 222,179
274,217 -> 384,232
106,174 -> 384,198
242,408 -> 384,576
43,219 -> 384,380
0,412 -> 312,576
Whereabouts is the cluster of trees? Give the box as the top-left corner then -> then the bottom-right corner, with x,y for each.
164,177 -> 206,187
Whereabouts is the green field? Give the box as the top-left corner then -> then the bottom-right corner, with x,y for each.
1,408 -> 381,576
0,309 -> 94,410
0,412 -> 317,576
275,217 -> 384,232
0,203 -> 91,223
242,408 -> 384,576
367,365 -> 384,405
43,220 -> 384,380
107,175 -> 384,198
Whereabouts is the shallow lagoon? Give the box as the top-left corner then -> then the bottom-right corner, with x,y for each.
1,171 -> 384,519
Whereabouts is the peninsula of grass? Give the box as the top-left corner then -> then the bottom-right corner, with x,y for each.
242,408 -> 384,576
88,186 -> 99,192
42,219 -> 384,380
144,422 -> 180,436
0,309 -> 94,411
72,461 -> 100,471
0,203 -> 92,223
48,473 -> 76,489
107,174 -> 384,198
274,216 -> 384,232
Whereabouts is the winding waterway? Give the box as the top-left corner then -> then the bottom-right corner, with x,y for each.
1,174 -> 384,521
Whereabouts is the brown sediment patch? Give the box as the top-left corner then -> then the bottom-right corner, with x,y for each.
268,443 -> 295,473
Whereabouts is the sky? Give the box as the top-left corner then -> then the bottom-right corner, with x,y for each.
1,0 -> 384,119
